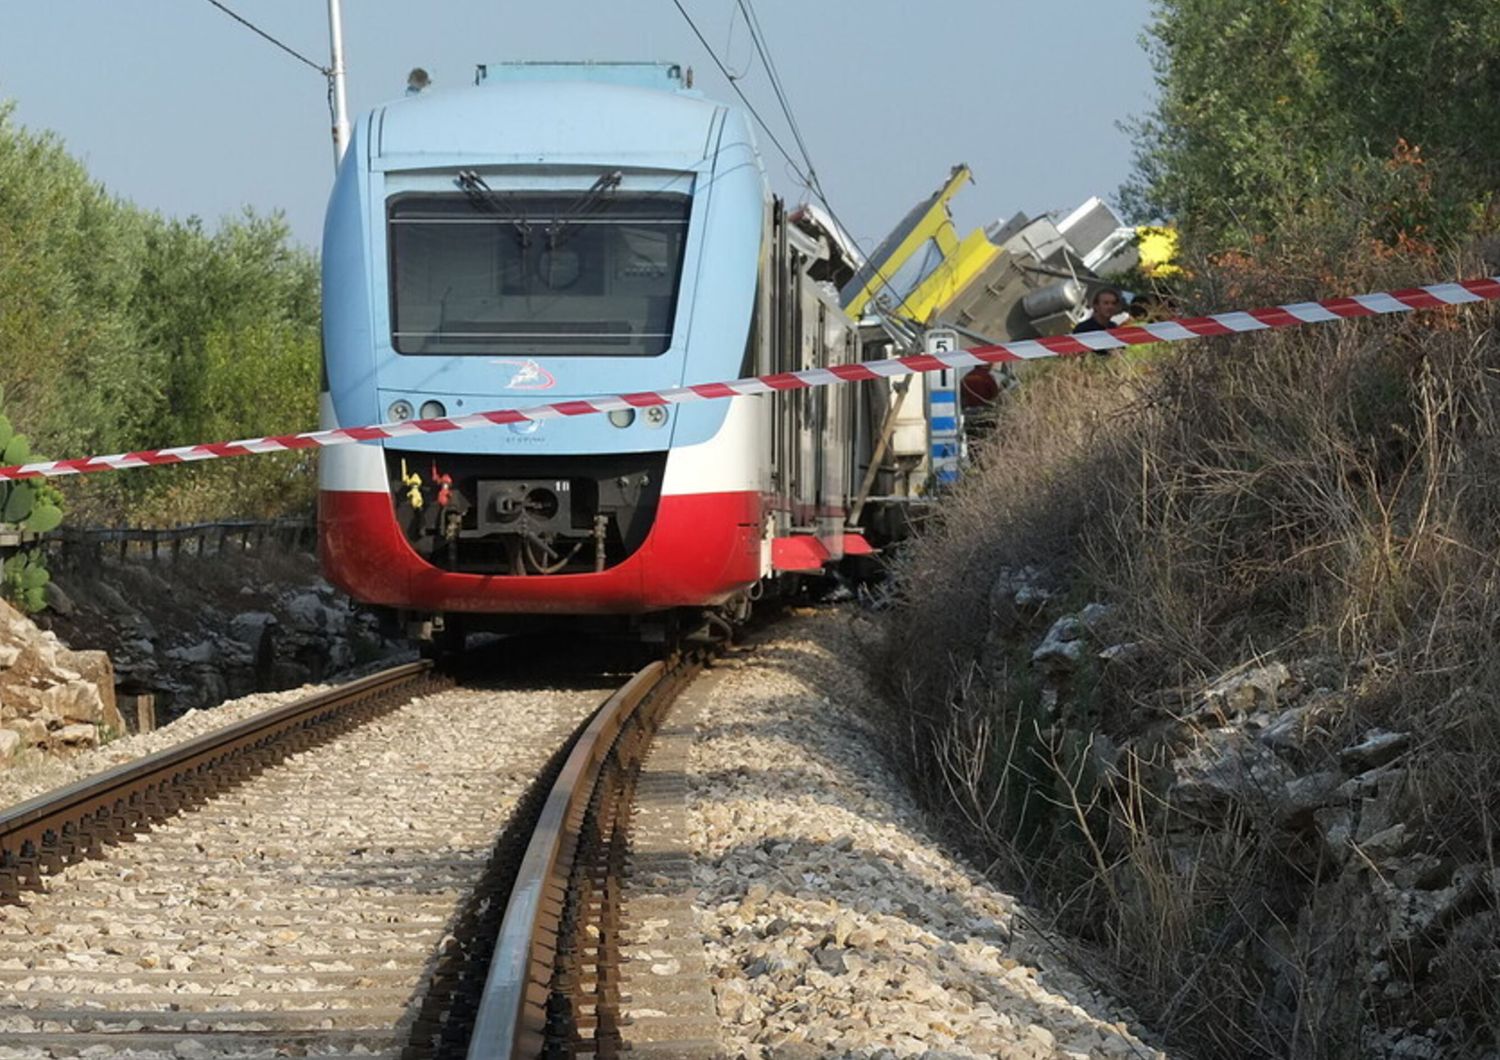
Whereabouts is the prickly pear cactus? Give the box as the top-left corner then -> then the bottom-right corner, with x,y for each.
0,385 -> 64,612
1,550 -> 49,613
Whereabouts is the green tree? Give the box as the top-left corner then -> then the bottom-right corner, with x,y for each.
132,212 -> 319,449
1124,0 -> 1500,250
0,102 -> 323,525
0,103 -> 152,457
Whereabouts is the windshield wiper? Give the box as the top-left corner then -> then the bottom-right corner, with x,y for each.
545,171 -> 623,249
455,170 -> 532,248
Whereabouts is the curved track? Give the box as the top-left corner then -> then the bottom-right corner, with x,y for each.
466,654 -> 702,1058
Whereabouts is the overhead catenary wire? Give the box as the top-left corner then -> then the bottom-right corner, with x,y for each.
668,0 -> 914,318
735,0 -> 825,202
668,0 -> 814,193
201,0 -> 330,76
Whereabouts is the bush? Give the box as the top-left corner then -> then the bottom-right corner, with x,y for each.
873,227 -> 1500,1054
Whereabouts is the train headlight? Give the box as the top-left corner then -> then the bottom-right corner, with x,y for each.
607,409 -> 636,428
643,405 -> 669,429
419,400 -> 447,420
387,399 -> 415,422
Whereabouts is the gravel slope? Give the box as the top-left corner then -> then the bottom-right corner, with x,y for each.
686,611 -> 1165,1059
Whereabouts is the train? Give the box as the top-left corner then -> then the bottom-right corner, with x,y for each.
317,61 -> 910,645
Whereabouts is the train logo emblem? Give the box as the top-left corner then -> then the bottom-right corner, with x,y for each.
491,359 -> 556,390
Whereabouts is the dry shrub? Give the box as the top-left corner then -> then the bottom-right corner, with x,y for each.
874,241 -> 1500,1056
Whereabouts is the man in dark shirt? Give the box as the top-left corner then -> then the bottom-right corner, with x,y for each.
1072,287 -> 1125,335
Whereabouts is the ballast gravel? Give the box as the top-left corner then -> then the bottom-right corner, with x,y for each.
0,670 -> 607,1059
0,652 -> 414,813
688,611 -> 1163,1059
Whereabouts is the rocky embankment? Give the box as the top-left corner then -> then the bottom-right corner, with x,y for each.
2,550 -> 398,767
986,564 -> 1497,1060
0,599 -> 124,762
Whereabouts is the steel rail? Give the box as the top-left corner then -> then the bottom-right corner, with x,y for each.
0,660 -> 439,900
466,655 -> 698,1059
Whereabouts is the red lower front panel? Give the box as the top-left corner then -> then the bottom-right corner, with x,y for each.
319,489 -> 763,615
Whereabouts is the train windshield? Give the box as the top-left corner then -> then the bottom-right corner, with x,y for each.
388,190 -> 691,357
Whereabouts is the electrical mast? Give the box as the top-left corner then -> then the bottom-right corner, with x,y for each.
327,0 -> 351,166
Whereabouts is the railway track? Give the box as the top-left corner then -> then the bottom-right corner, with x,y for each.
465,654 -> 708,1059
0,645 -> 708,1059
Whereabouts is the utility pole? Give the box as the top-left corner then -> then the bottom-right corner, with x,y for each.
327,0 -> 351,167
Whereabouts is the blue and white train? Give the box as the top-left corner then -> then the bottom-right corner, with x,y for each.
318,61 -> 903,639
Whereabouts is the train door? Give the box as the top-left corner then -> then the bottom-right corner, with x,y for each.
814,302 -> 847,558
794,284 -> 819,533
768,202 -> 796,541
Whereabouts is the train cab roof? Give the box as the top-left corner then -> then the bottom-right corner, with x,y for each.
364,61 -> 734,171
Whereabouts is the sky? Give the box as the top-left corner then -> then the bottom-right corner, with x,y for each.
0,2 -> 1158,253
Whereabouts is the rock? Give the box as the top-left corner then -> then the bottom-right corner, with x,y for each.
271,658 -> 312,688
1032,617 -> 1086,671
990,565 -> 1053,610
229,611 -> 279,644
113,638 -> 159,684
1077,602 -> 1112,635
43,581 -> 76,616
4,683 -> 46,716
5,717 -> 48,748
1337,763 -> 1402,801
1359,823 -> 1409,859
89,580 -> 134,616
1340,729 -> 1410,771
326,636 -> 355,673
0,643 -> 19,668
0,727 -> 19,760
60,651 -> 123,732
1171,735 -> 1293,817
831,914 -> 857,946
53,723 -> 97,747
1257,703 -> 1316,751
1386,854 -> 1455,892
1098,642 -> 1146,665
1276,771 -> 1345,824
117,612 -> 158,640
1386,1035 -> 1443,1060
43,680 -> 110,727
167,640 -> 218,666
812,945 -> 847,974
285,591 -> 345,635
1202,662 -> 1292,719
1026,1025 -> 1056,1050
2,640 -> 57,683
1315,807 -> 1354,855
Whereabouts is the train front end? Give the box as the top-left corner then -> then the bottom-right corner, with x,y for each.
318,63 -> 768,627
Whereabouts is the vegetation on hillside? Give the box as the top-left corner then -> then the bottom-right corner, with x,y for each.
877,3 -> 1500,1057
0,102 -> 321,529
1121,0 -> 1500,250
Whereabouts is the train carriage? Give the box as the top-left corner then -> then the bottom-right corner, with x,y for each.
318,61 -> 871,638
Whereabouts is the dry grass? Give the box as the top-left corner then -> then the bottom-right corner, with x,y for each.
872,243 -> 1500,1057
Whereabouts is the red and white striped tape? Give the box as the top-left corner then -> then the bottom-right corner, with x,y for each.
3,275 -> 1498,482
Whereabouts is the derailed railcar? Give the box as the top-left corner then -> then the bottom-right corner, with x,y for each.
318,62 -> 874,642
